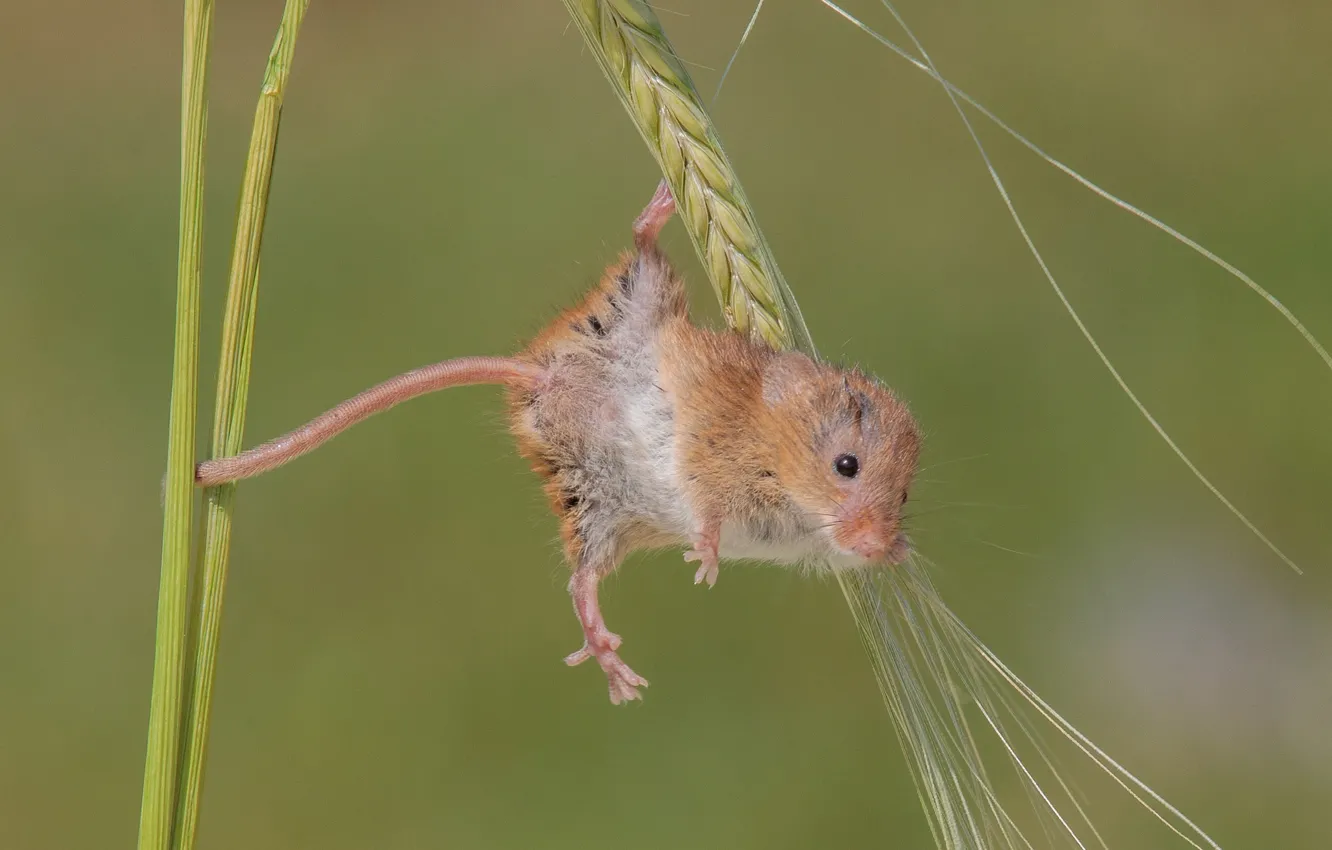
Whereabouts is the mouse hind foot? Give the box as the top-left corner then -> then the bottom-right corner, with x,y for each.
565,640 -> 649,705
633,180 -> 676,251
566,555 -> 650,704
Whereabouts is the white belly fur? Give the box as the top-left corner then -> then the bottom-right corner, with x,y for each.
616,347 -> 694,539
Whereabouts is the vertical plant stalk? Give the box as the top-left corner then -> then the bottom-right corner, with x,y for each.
139,2 -> 215,850
560,0 -> 813,354
173,4 -> 310,849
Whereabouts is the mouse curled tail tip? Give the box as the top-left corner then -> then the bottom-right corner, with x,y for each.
194,355 -> 543,488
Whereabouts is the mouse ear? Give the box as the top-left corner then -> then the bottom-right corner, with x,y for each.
841,378 -> 871,429
762,351 -> 822,407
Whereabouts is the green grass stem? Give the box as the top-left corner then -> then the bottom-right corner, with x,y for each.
138,2 -> 215,850
173,4 -> 310,848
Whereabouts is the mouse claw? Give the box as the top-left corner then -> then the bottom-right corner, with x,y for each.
601,653 -> 649,705
564,644 -> 593,666
683,547 -> 718,587
689,558 -> 719,588
684,523 -> 721,588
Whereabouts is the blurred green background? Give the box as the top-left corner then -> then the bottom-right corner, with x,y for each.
2,1 -> 1330,847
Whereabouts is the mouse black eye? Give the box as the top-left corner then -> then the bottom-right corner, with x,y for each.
900,491 -> 909,506
834,454 -> 860,478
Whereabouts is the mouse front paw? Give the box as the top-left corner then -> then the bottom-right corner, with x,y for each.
684,524 -> 721,587
684,548 -> 719,587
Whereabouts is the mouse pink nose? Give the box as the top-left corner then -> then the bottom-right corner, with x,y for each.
849,533 -> 889,561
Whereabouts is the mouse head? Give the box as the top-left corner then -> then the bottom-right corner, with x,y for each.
762,353 -> 920,566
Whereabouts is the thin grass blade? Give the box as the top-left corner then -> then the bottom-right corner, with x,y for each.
817,0 -> 1332,380
138,2 -> 215,850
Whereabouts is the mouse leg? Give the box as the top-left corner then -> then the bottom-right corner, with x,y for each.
683,520 -> 721,587
632,180 -> 676,251
564,557 -> 649,704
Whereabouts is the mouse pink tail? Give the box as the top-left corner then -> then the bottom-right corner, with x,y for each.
195,356 -> 543,487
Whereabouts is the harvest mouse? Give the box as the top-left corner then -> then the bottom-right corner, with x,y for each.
196,182 -> 921,704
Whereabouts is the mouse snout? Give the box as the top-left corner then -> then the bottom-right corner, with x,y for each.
850,534 -> 889,560
848,531 -> 910,564
833,506 -> 905,564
